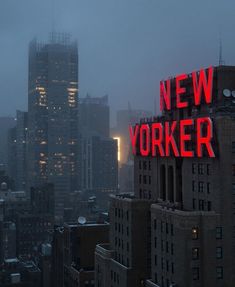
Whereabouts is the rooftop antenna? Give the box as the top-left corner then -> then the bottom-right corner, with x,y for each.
50,0 -> 56,43
219,38 -> 225,66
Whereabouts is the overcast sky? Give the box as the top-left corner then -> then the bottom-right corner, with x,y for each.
0,0 -> 235,124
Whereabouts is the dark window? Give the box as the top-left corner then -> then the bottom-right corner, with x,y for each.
139,161 -> 142,169
149,161 -> 151,170
192,163 -> 196,174
143,175 -> 147,184
139,174 -> 142,184
216,227 -> 222,239
171,243 -> 174,255
143,161 -> 147,170
171,224 -> 174,236
198,164 -> 204,175
207,164 -> 210,175
155,255 -> 157,266
166,241 -> 169,253
199,199 -> 204,211
166,223 -> 169,234
192,180 -> 196,192
233,183 -> 235,195
154,237 -> 157,248
171,263 -> 174,274
208,201 -> 212,211
232,165 -> 235,176
192,267 -> 199,280
216,247 -> 223,259
154,219 -> 157,230
193,198 -> 196,209
192,248 -> 199,260
149,176 -> 152,185
199,181 -> 204,193
232,142 -> 235,153
166,260 -> 169,272
216,267 -> 223,279
161,258 -> 164,269
207,182 -> 210,194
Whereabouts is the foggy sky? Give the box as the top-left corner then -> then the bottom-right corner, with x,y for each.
0,0 -> 235,125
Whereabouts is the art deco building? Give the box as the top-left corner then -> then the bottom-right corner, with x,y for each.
27,32 -> 79,219
95,66 -> 235,287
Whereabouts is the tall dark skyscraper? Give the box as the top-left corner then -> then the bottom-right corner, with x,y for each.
27,32 -> 79,219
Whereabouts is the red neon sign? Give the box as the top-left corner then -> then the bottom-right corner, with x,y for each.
130,67 -> 216,158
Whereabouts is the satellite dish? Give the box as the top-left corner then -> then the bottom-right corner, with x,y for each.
232,91 -> 235,98
223,89 -> 231,97
78,216 -> 86,225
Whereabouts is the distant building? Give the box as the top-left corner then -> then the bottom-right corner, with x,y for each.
7,111 -> 28,191
111,109 -> 152,164
81,134 -> 118,193
51,221 -> 109,287
95,194 -> 152,287
1,221 -> 16,260
27,32 -> 79,219
0,258 -> 41,287
38,243 -> 52,287
16,212 -> 53,259
0,117 -> 16,167
96,66 -> 235,287
79,94 -> 109,138
30,183 -> 54,217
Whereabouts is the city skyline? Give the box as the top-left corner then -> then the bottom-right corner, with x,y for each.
1,0 -> 235,124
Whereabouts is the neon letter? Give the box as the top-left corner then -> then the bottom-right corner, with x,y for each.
152,123 -> 165,157
129,125 -> 139,155
140,124 -> 150,156
180,119 -> 194,157
196,117 -> 215,157
176,74 -> 188,108
165,121 -> 179,157
160,80 -> 171,111
192,66 -> 214,106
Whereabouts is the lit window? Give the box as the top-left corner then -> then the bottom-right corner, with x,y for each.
192,248 -> 199,260
192,227 -> 199,240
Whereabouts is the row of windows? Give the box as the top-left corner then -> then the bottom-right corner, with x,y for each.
153,220 -> 174,236
192,181 -> 211,193
139,189 -> 152,199
154,241 -> 174,255
154,256 -> 174,273
192,163 -> 210,175
114,223 -> 129,235
139,174 -> 152,185
192,266 -> 223,280
115,237 -> 129,251
139,160 -> 151,171
192,199 -> 212,211
114,208 -> 129,220
191,227 -> 222,240
114,252 -> 129,267
192,247 -> 223,260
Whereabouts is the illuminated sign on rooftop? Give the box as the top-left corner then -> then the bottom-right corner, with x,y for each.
129,67 -> 216,158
